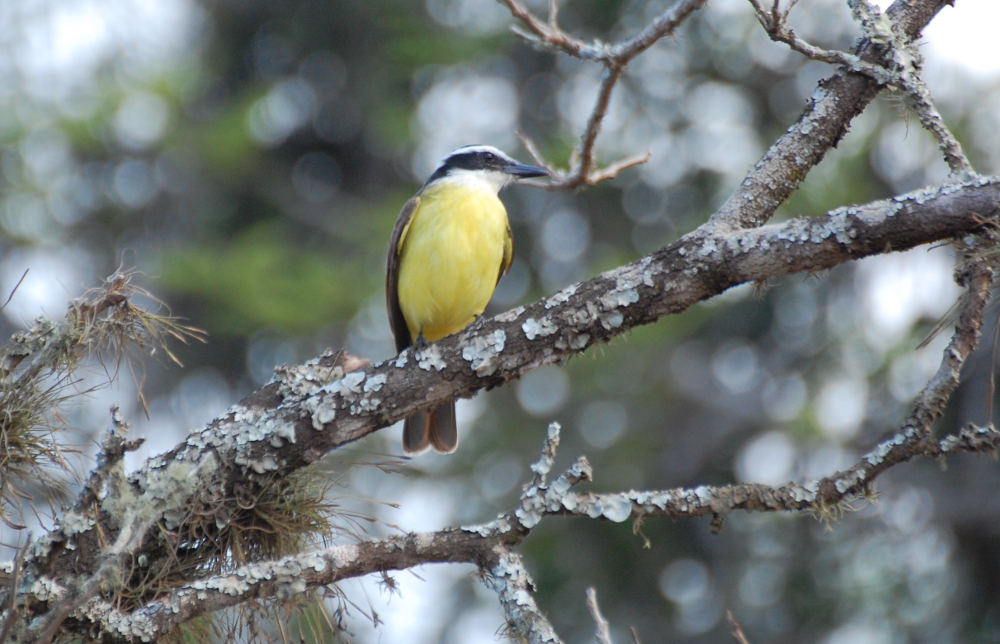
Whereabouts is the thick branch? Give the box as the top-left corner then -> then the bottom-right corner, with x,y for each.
169,179 -> 1000,469
85,528 -> 511,639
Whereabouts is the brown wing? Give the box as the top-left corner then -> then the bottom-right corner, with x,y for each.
386,196 -> 420,352
496,219 -> 513,286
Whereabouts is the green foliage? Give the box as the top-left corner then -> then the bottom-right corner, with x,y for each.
387,32 -> 509,67
193,90 -> 267,177
159,222 -> 372,335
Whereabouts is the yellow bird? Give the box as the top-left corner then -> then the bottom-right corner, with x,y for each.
386,145 -> 547,453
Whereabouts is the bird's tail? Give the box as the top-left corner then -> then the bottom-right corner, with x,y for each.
402,402 -> 457,454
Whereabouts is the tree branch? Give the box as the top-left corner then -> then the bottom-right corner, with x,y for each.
502,0 -> 708,188
727,610 -> 752,644
489,548 -> 565,643
586,587 -> 614,644
57,413 -> 1000,641
18,178 -> 998,622
748,0 -> 973,177
75,427 -> 590,640
710,0 -> 956,229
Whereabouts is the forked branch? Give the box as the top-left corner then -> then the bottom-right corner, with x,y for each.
501,0 -> 708,188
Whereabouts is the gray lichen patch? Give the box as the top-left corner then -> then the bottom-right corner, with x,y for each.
863,426 -> 917,467
301,371 -> 368,425
461,514 -> 515,538
596,494 -> 632,522
697,237 -> 719,258
415,345 -> 447,371
363,373 -> 387,393
600,285 -> 639,309
514,497 -> 544,529
349,395 -> 382,415
495,305 -> 526,323
543,283 -> 578,309
236,452 -> 281,475
274,355 -> 347,397
99,604 -> 157,641
598,311 -> 623,331
29,576 -> 67,603
304,395 -> 338,430
834,470 -> 865,495
789,483 -> 818,504
185,404 -> 292,460
60,509 -> 96,536
301,369 -> 389,428
269,420 -> 297,446
462,329 -> 507,376
521,316 -> 557,340
196,573 -> 250,597
125,455 -> 220,529
515,453 -> 593,529
322,371 -> 365,397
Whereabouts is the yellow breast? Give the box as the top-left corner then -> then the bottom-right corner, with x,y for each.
396,180 -> 512,343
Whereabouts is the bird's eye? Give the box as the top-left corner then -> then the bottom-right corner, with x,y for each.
483,152 -> 497,162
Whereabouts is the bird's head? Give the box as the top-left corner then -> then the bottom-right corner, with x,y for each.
424,145 -> 548,193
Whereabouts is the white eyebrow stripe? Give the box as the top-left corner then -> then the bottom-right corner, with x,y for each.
449,144 -> 505,157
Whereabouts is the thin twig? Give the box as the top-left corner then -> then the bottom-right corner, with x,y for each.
748,0 -> 973,175
31,517 -> 150,643
747,0 -> 892,82
897,62 -> 974,175
586,587 -> 614,644
2,269 -> 28,310
520,421 -> 1000,526
501,0 -> 601,60
577,64 -> 623,180
902,251 -> 994,439
490,548 -> 565,643
0,536 -> 30,644
584,152 -> 652,184
847,0 -> 973,174
501,0 -> 708,188
527,421 -> 561,489
727,610 -> 752,644
611,0 -> 710,61
710,0 -> 956,229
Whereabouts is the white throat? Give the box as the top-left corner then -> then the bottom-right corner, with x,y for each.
434,168 -> 513,194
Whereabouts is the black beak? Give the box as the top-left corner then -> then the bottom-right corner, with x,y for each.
505,161 -> 549,178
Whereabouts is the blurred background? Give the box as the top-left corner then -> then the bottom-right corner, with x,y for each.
2,0 -> 1000,642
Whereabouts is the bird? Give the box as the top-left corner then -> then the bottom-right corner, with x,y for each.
386,144 -> 548,454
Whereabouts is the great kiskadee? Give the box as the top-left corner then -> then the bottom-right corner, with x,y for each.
386,145 -> 548,454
